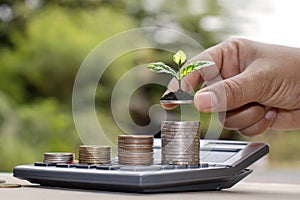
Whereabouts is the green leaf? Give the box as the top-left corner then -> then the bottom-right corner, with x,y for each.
181,61 -> 215,78
147,62 -> 177,77
173,50 -> 187,65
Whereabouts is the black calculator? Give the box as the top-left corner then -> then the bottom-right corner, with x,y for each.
13,139 -> 268,193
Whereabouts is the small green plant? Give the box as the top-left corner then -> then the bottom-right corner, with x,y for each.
147,50 -> 214,91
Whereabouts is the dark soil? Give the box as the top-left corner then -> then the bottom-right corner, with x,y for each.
160,89 -> 193,100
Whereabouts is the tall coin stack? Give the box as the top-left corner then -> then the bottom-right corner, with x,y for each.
79,145 -> 111,164
161,121 -> 200,165
44,152 -> 74,164
118,135 -> 153,165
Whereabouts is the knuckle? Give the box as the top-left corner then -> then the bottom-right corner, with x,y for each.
223,79 -> 244,108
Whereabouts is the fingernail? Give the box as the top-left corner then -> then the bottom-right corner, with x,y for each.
265,109 -> 277,120
194,91 -> 218,110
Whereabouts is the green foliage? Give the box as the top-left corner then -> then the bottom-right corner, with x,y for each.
147,50 -> 214,89
0,94 -> 79,170
181,61 -> 215,78
173,50 -> 186,66
147,62 -> 177,77
0,3 -> 137,171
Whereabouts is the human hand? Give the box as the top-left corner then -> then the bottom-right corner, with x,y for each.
162,38 -> 300,136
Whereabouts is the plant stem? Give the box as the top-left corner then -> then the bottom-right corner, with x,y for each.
178,64 -> 181,90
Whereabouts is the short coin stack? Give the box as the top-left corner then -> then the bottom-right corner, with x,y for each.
161,121 -> 200,165
44,152 -> 74,164
79,145 -> 111,164
118,135 -> 153,165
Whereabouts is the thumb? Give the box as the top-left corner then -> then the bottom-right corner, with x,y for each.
194,73 -> 262,112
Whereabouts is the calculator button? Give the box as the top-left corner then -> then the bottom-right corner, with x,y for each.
174,165 -> 187,169
187,165 -> 200,169
96,165 -> 120,170
160,165 -> 175,170
56,164 -> 76,168
34,162 -> 47,166
75,164 -> 97,169
199,163 -> 209,168
34,162 -> 56,167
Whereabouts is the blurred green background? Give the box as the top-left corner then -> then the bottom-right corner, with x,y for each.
0,0 -> 299,172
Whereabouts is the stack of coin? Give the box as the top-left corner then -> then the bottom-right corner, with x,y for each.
161,121 -> 200,165
118,135 -> 153,165
79,145 -> 111,164
44,152 -> 74,164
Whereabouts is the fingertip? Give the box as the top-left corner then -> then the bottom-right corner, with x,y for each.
161,103 -> 178,110
265,108 -> 277,121
194,91 -> 218,112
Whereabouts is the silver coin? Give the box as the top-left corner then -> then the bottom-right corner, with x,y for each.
79,152 -> 111,155
161,124 -> 199,127
161,128 -> 199,132
162,160 -> 200,165
161,137 -> 199,140
79,150 -> 111,152
119,161 -> 153,165
162,121 -> 200,125
80,161 -> 110,164
162,137 -> 199,141
162,146 -> 198,151
162,141 -> 199,145
79,152 -> 111,157
79,159 -> 111,162
118,137 -> 153,141
79,145 -> 111,148
162,123 -> 199,126
161,134 -> 199,137
118,147 -> 153,152
79,156 -> 111,159
161,130 -> 199,134
168,160 -> 200,163
162,149 -> 199,153
162,154 -> 199,159
162,155 -> 199,159
119,160 -> 153,163
162,144 -> 199,148
161,158 -> 199,162
118,134 -> 154,138
161,127 -> 199,130
79,158 -> 111,161
79,151 -> 111,154
118,143 -> 153,147
118,149 -> 153,153
79,154 -> 109,157
162,142 -> 199,146
118,156 -> 154,160
162,132 -> 199,135
162,150 -> 199,155
44,152 -> 74,156
118,152 -> 153,156
162,138 -> 199,141
79,160 -> 111,163
118,156 -> 153,160
160,100 -> 193,104
161,124 -> 199,128
79,159 -> 111,161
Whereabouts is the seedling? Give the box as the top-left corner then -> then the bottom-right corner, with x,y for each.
147,50 -> 214,103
